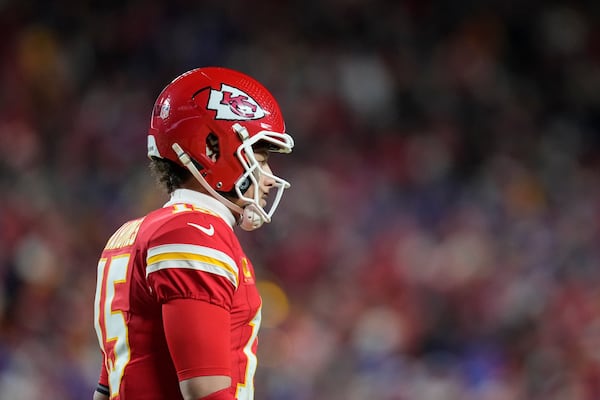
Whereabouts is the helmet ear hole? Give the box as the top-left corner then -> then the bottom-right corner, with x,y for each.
206,132 -> 219,162
238,177 -> 251,193
220,176 -> 251,199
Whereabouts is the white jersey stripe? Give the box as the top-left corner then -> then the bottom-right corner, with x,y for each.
147,259 -> 238,287
146,243 -> 239,287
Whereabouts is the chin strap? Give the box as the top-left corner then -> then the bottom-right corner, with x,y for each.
171,143 -> 264,231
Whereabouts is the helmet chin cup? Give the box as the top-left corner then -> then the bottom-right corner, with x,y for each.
240,204 -> 265,231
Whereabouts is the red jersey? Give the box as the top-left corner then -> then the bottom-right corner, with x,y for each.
94,189 -> 261,399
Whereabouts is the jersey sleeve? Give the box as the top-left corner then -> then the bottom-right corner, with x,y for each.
162,298 -> 231,380
145,214 -> 239,310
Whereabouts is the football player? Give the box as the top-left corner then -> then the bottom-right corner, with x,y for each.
93,67 -> 294,400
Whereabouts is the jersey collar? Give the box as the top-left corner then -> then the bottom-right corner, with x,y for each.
164,189 -> 236,228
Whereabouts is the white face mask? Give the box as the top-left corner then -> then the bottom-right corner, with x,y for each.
232,130 -> 292,230
171,124 -> 294,231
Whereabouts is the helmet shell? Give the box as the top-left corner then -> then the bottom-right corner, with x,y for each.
148,67 -> 285,192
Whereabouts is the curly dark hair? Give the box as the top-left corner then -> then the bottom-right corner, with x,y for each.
149,157 -> 192,194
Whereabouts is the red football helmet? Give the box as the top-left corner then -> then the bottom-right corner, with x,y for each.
147,67 -> 294,230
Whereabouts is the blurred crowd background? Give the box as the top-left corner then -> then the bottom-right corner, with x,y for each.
1,0 -> 600,399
